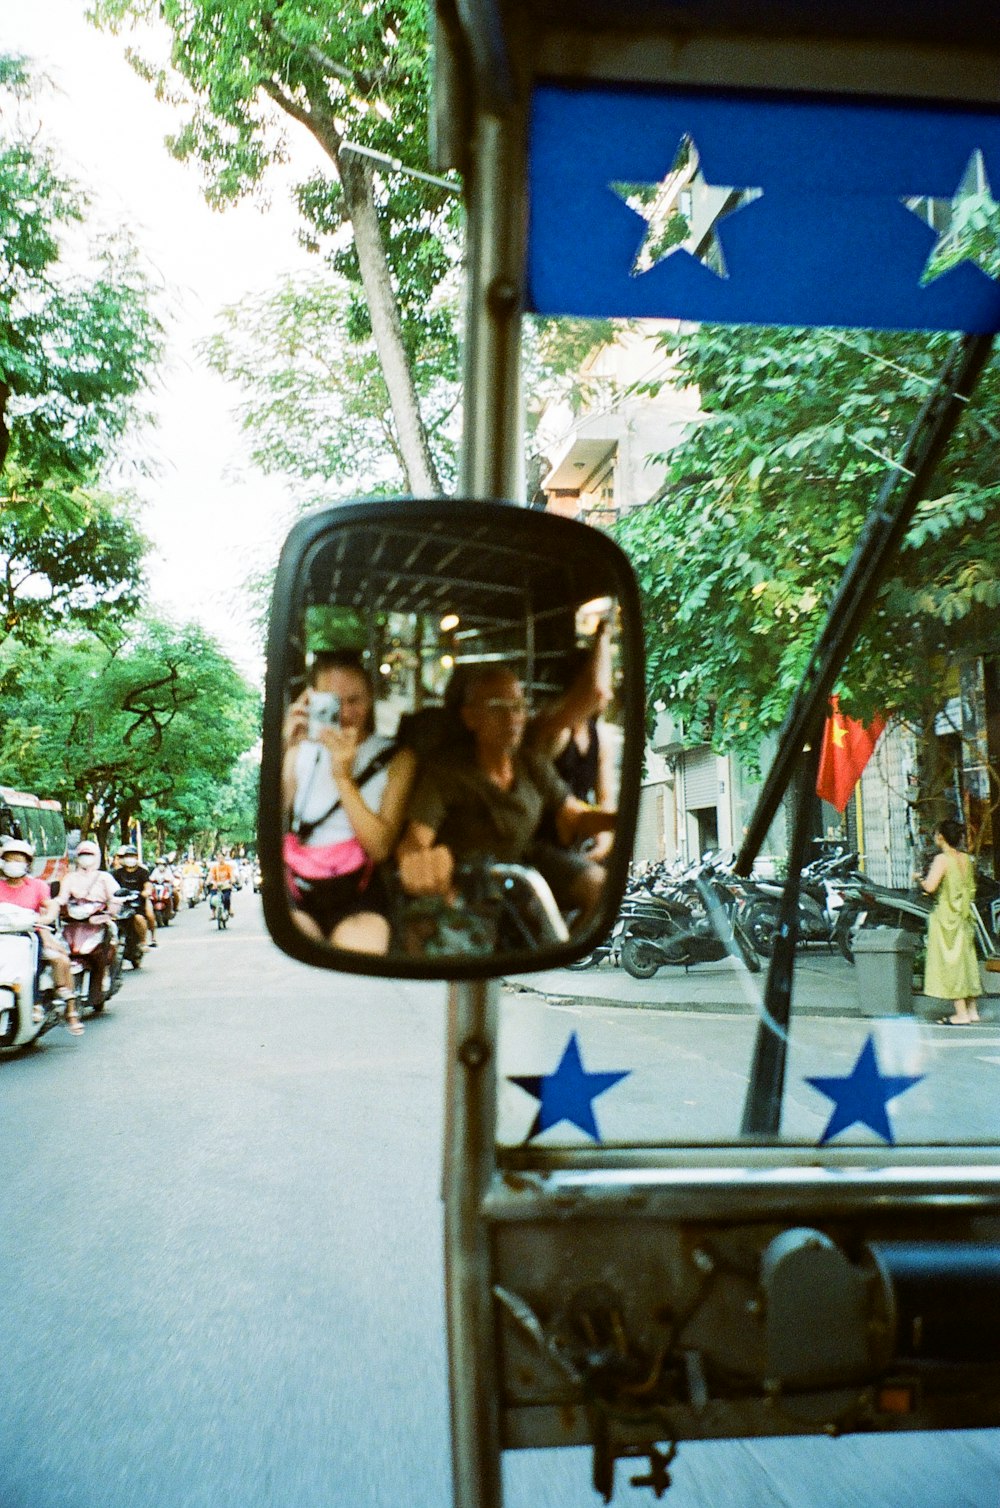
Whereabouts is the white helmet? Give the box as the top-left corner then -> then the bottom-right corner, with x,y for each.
76,840 -> 100,859
0,835 -> 34,861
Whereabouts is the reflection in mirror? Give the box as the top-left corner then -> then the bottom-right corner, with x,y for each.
276,508 -> 634,972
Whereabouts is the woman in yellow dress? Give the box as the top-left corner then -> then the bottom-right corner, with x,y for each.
914,817 -> 983,1025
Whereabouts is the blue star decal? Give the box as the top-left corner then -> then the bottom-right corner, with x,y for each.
805,1035 -> 924,1146
509,1032 -> 630,1143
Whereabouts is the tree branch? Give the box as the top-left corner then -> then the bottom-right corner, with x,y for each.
261,14 -> 371,94
261,78 -> 342,165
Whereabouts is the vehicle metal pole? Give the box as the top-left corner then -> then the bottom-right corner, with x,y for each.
459,104 -> 527,500
444,977 -> 503,1508
447,57 -> 528,1508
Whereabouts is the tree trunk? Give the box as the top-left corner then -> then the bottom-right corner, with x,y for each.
0,382 -> 10,473
338,151 -> 442,496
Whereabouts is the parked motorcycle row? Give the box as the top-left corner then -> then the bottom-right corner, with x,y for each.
570,846 -> 1000,980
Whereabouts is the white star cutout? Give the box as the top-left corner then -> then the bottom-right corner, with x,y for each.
903,148 -> 1000,285
610,134 -> 762,280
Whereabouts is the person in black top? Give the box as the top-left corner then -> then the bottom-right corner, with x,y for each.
111,844 -> 156,952
529,621 -> 617,862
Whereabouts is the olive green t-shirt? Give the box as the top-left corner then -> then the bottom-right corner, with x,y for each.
407,749 -> 569,863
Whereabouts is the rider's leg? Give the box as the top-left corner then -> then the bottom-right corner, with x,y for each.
145,899 -> 158,946
40,937 -> 81,1032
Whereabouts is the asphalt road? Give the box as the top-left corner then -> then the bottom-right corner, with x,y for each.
3,897 -> 1000,1506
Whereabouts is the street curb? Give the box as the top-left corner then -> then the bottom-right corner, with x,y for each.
503,980 -> 996,1024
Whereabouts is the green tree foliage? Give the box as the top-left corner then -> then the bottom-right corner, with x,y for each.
91,0 -> 458,494
615,321 -> 1000,764
0,53 -> 162,643
0,486 -> 148,648
201,271 -> 459,501
0,621 -> 260,852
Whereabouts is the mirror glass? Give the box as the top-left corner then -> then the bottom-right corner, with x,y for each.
267,503 -> 640,974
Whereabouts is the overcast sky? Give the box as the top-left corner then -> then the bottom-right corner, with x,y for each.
5,1 -> 329,679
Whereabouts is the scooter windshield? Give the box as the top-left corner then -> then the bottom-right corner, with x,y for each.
500,308 -> 1000,1153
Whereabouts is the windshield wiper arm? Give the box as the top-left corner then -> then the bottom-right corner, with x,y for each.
736,330 -> 994,878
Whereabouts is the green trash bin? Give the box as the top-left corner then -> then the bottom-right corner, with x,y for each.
853,926 -> 918,1016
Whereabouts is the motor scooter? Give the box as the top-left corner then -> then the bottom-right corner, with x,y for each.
151,877 -> 175,927
61,896 -> 120,1013
620,870 -> 761,977
0,901 -> 97,1046
0,903 -> 52,1049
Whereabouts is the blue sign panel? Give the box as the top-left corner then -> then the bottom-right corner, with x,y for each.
527,84 -> 1000,331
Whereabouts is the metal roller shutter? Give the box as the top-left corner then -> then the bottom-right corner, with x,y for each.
684,747 -> 719,810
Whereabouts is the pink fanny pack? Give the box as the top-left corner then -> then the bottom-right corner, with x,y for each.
282,832 -> 371,900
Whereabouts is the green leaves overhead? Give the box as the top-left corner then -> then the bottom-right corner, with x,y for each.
616,324 -> 1000,761
201,270 -> 458,500
0,59 -> 163,486
0,53 -> 163,647
0,621 -> 260,848
91,0 -> 458,493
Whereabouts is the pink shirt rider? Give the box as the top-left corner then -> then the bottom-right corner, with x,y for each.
0,875 -> 51,915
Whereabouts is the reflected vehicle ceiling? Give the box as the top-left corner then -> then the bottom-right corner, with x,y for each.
304,512 -> 618,638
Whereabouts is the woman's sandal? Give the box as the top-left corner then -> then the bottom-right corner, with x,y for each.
65,1008 -> 84,1036
935,1015 -> 975,1026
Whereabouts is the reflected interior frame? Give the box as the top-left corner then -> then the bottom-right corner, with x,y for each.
259,497 -> 647,980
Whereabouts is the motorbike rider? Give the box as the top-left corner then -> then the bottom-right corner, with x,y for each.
0,835 -> 80,1034
60,839 -> 121,1002
207,848 -> 237,921
111,844 -> 156,952
149,855 -> 176,923
181,855 -> 203,906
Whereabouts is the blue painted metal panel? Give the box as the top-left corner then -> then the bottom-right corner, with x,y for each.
527,85 -> 1000,330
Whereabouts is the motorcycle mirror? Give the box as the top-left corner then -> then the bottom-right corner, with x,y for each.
258,499 -> 645,979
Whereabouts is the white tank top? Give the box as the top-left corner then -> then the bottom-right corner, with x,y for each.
292,734 -> 393,848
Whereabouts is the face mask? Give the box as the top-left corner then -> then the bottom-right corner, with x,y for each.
122,857 -> 138,869
77,855 -> 98,871
1,859 -> 28,879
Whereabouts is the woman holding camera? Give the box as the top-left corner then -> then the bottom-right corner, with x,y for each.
282,650 -> 416,953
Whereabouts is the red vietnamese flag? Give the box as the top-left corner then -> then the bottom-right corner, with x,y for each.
815,696 -> 887,813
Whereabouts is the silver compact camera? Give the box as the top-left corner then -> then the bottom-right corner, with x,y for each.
308,691 -> 341,741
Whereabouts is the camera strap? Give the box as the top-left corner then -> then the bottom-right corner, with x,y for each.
292,742 -> 398,843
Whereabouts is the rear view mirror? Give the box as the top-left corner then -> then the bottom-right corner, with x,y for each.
258,499 -> 644,978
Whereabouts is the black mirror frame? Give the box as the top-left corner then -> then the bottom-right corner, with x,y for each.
258,497 -> 646,980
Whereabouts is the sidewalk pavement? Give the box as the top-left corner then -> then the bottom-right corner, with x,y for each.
507,952 -> 1000,1021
